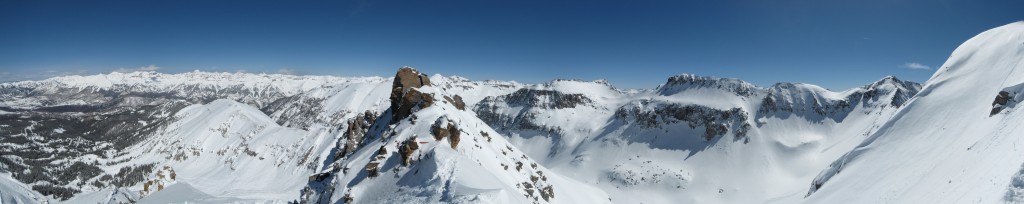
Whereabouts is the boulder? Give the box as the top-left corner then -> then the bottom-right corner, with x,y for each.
430,116 -> 462,149
398,137 -> 419,166
432,118 -> 451,141
448,125 -> 461,149
991,91 -> 1013,116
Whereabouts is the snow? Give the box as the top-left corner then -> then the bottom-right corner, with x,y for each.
806,21 -> 1024,203
0,173 -> 49,204
61,188 -> 139,204
2,21 -> 1017,203
125,99 -> 328,201
137,183 -> 265,204
469,71 -> 916,203
322,84 -> 611,204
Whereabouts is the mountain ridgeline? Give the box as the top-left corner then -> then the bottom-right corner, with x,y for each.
4,21 -> 1022,204
23,21 -> 1024,204
0,64 -> 922,203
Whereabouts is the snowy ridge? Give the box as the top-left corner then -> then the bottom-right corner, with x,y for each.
1,173 -> 49,204
806,21 -> 1024,203
0,71 -> 387,109
122,99 -> 335,202
28,32 -> 1024,203
0,65 -> 924,203
302,68 -> 609,203
470,71 -> 920,203
3,71 -> 372,94
657,74 -> 760,97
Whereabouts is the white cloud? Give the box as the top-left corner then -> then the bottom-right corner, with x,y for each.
277,68 -> 298,75
42,70 -> 88,78
900,62 -> 930,70
0,69 -> 89,82
113,65 -> 161,73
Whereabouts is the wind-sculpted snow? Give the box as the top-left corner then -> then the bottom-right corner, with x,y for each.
806,21 -> 1024,203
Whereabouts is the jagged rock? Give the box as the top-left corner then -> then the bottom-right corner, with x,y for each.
399,137 -> 420,166
390,67 -> 434,121
430,117 -> 462,149
448,125 -> 461,149
366,146 -> 387,177
481,131 -> 492,142
365,162 -> 380,178
432,117 -> 451,141
703,124 -> 728,141
992,91 -> 1012,116
338,111 -> 378,158
539,185 -> 555,201
444,95 -> 466,110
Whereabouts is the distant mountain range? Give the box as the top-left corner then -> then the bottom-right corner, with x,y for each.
1,21 -> 1022,204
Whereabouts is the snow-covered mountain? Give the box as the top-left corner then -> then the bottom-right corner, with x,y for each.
471,72 -> 919,203
805,21 -> 1024,203
1,21 -> 1022,204
0,66 -> 919,203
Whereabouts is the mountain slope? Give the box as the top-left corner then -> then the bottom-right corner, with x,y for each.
301,67 -> 610,204
806,21 -> 1024,203
0,65 -> 933,203
1,173 -> 49,204
472,73 -> 920,203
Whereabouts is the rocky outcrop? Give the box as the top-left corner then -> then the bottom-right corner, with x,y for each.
365,146 -> 388,178
431,116 -> 462,149
992,91 -> 1013,116
337,111 -> 378,158
390,67 -> 434,121
444,95 -> 466,110
398,137 -> 419,166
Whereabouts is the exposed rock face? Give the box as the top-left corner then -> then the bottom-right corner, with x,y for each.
614,100 -> 751,141
757,77 -> 921,122
496,89 -> 592,109
473,88 -> 591,137
337,111 -> 378,158
658,74 -> 758,97
390,67 -> 434,121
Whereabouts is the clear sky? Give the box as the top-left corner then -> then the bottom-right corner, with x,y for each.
1,0 -> 1022,90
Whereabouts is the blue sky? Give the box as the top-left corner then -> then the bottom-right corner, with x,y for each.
1,0 -> 1021,90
